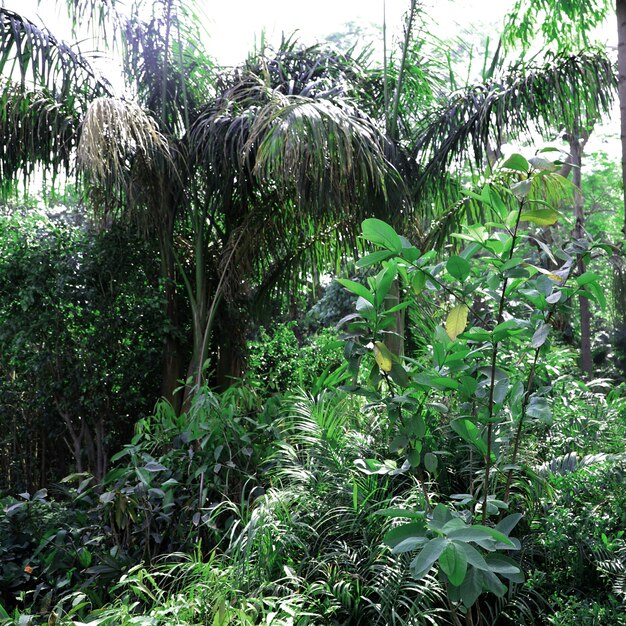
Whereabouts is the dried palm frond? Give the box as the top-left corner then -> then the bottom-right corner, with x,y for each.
78,96 -> 172,183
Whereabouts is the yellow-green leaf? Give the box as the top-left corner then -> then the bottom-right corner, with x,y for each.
446,304 -> 469,341
519,208 -> 559,226
373,341 -> 394,372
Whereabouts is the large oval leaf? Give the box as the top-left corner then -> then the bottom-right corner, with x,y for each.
439,541 -> 468,586
446,304 -> 469,341
362,219 -> 402,252
410,537 -> 449,579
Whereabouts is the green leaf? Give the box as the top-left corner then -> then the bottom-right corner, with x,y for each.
439,541 -> 468,586
410,537 -> 449,579
411,269 -> 426,294
502,154 -> 529,172
374,265 -> 397,306
529,156 -> 557,172
373,341 -> 394,372
519,208 -> 559,226
531,322 -> 550,349
384,522 -> 427,548
336,279 -> 374,304
575,271 -> 599,287
447,525 -> 514,547
495,513 -> 523,537
392,536 -> 429,553
356,250 -> 395,268
450,419 -> 488,456
527,395 -> 551,423
480,570 -> 507,597
424,452 -> 438,474
457,541 -> 489,571
484,554 -> 523,580
362,218 -> 402,252
459,567 -> 483,607
446,255 -> 471,281
511,179 -> 532,198
375,508 -> 426,520
389,361 -> 410,388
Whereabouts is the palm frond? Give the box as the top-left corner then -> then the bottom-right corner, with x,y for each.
0,80 -> 80,194
413,50 -> 616,198
77,96 -> 172,182
0,8 -> 111,97
122,1 -> 215,134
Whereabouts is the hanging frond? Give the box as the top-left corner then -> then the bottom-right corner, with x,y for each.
413,50 -> 616,198
248,94 -> 400,210
78,97 -> 172,183
56,0 -> 124,46
0,8 -> 112,98
0,80 -> 80,195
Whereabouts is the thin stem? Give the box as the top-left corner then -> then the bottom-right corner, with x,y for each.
481,194 -> 525,523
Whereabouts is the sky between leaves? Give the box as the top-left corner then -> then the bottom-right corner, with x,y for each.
0,0 -> 621,160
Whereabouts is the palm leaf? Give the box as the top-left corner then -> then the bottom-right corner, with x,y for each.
413,50 -> 616,198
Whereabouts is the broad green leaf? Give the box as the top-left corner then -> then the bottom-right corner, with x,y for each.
384,522 -> 427,548
511,179 -> 532,198
374,265 -> 397,307
411,270 -> 426,294
457,541 -> 490,571
519,208 -> 559,226
480,569 -> 508,598
529,156 -> 557,172
450,419 -> 487,456
447,525 -> 513,547
502,154 -> 529,172
575,271 -> 599,287
439,541 -> 468,586
446,304 -> 469,341
336,279 -> 374,304
459,567 -> 483,607
375,508 -> 426,520
392,536 -> 429,553
410,537 -> 449,579
362,218 -> 402,252
446,255 -> 471,281
526,395 -> 551,423
484,554 -> 523,578
356,296 -> 376,320
424,452 -> 438,473
356,250 -> 395,268
584,281 -> 607,309
389,361 -> 410,388
531,322 -> 550,349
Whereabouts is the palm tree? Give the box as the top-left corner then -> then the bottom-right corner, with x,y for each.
0,3 -> 406,407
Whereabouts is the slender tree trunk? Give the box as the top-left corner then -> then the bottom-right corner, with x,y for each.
617,0 -> 626,236
159,219 -> 184,413
570,131 -> 593,376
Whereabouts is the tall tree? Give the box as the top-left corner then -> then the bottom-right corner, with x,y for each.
0,4 -> 406,406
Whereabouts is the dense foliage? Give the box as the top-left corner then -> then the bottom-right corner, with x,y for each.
1,0 -> 626,624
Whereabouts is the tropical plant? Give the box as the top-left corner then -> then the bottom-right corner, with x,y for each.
336,152 -> 611,622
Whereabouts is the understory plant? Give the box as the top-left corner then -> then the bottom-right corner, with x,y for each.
338,152 -> 609,622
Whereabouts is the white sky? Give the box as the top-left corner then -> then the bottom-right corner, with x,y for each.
2,0 -> 515,66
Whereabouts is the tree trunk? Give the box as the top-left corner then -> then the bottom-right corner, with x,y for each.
570,131 -> 593,376
159,221 -> 184,413
617,0 -> 626,236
